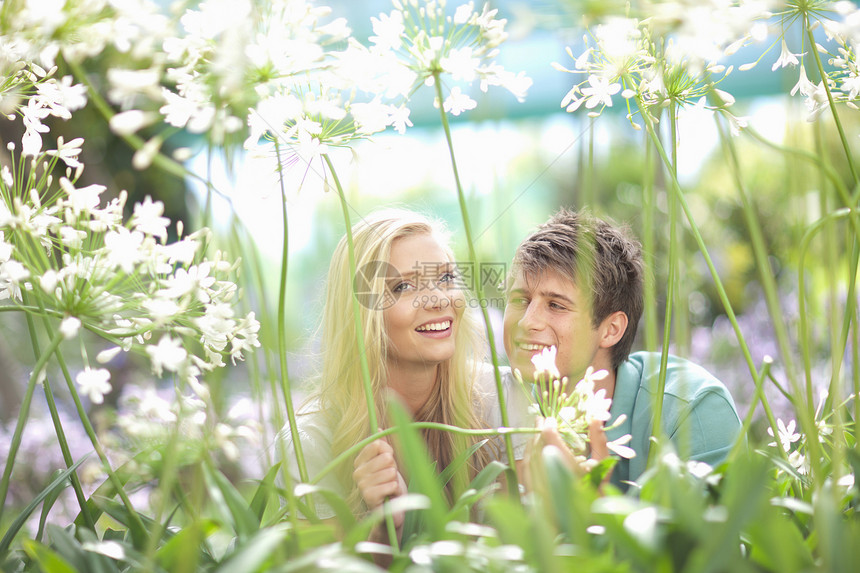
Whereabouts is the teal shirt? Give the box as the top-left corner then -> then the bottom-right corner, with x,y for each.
605,352 -> 742,490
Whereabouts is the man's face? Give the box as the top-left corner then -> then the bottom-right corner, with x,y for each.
503,269 -> 604,383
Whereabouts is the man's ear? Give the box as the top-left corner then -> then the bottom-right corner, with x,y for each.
598,311 -> 628,348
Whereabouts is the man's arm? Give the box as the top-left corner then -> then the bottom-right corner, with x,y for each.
667,388 -> 742,467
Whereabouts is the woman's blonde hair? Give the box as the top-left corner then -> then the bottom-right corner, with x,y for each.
310,208 -> 489,511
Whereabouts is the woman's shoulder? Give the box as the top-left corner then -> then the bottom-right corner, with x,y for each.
278,400 -> 333,447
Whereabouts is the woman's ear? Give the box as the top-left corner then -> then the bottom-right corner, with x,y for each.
598,311 -> 628,349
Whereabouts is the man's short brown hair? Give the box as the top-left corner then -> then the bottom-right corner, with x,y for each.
511,207 -> 644,370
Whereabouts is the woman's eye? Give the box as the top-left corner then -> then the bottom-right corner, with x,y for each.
439,272 -> 457,284
392,282 -> 414,293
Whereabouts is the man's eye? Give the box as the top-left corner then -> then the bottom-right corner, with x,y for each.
549,302 -> 566,310
509,297 -> 528,306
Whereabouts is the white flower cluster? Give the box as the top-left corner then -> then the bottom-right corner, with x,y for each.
554,0 -> 771,131
1,94 -> 260,402
517,346 -> 635,463
246,0 -> 532,169
0,0 -> 169,70
115,388 -> 262,466
556,0 -> 860,129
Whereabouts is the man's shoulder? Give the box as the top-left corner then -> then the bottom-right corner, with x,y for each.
621,351 -> 731,402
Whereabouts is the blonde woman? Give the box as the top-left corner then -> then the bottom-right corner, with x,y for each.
283,208 -> 497,537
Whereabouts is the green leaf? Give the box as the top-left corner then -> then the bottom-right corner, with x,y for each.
293,483 -> 356,530
249,463 -> 281,522
0,456 -> 88,555
22,539 -> 76,573
72,448 -> 157,534
682,453 -> 770,573
387,400 -> 449,539
213,523 -> 289,573
437,439 -> 489,488
155,519 -> 218,571
202,463 -> 260,540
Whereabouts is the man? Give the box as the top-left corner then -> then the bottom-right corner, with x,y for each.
502,207 -> 742,490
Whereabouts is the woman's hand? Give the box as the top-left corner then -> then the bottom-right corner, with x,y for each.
518,418 -> 612,492
353,439 -> 407,527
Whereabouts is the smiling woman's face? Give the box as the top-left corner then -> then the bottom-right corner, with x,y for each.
382,232 -> 465,370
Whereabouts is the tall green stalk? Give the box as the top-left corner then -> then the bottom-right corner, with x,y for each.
17,300 -> 95,531
273,141 -> 305,539
322,153 -> 398,551
0,330 -> 64,523
642,134 -> 658,352
274,141 -> 307,484
431,75 -> 518,487
714,115 -> 798,386
803,13 -> 859,188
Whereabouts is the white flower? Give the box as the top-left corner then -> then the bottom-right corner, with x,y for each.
76,367 -> 112,404
772,39 -> 803,71
443,86 -> 477,116
146,334 -> 188,377
35,76 -> 87,117
581,75 -> 621,109
104,227 -> 145,273
454,2 -> 475,25
606,433 -> 635,459
531,345 -> 560,380
60,316 -> 82,339
46,136 -> 84,169
132,196 -> 169,239
0,260 -> 29,300
110,110 -> 156,136
843,73 -> 860,100
790,64 -> 816,97
388,104 -> 413,134
350,99 -> 391,135
60,178 -> 105,216
96,346 -> 123,364
441,47 -> 479,82
230,311 -> 260,364
767,418 -> 801,452
369,10 -> 404,52
583,387 -> 612,423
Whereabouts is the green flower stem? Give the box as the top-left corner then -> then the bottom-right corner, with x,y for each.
0,330 -> 64,523
634,93 -> 764,400
640,103 -> 794,470
312,423 -> 540,485
27,307 -> 95,530
274,141 -> 308,483
729,358 -> 772,462
321,154 -> 379,434
642,135 -> 658,351
742,127 -> 851,207
141,398 -> 186,569
798,208 -> 857,483
804,13 -> 860,187
50,333 -> 149,541
668,102 -> 689,355
321,152 -> 398,550
231,218 -> 283,467
650,103 -> 678,457
431,74 -> 519,490
273,142 -> 305,537
714,115 -> 798,386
